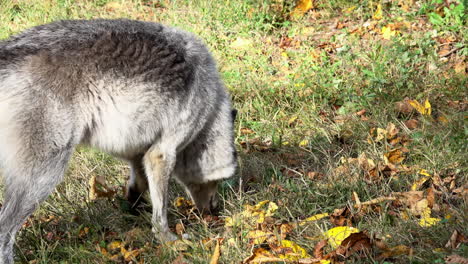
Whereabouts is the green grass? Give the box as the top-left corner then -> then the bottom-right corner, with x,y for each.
0,0 -> 467,263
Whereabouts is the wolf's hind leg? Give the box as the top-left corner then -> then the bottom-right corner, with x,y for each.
125,155 -> 149,208
0,147 -> 73,264
143,146 -> 177,241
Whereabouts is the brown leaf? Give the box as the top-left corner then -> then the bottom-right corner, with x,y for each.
426,187 -> 436,208
377,245 -> 411,260
172,254 -> 189,264
384,149 -> 405,164
445,254 -> 468,264
280,223 -> 294,240
395,99 -> 414,115
335,232 -> 372,258
241,127 -> 255,135
313,240 -> 327,259
454,60 -> 466,74
330,207 -> 352,227
89,175 -> 117,200
445,230 -> 468,249
306,171 -> 324,180
242,248 -> 281,263
404,119 -> 419,130
290,0 -> 314,18
175,222 -> 185,236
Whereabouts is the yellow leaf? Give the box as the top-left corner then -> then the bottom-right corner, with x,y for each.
247,230 -> 274,245
408,99 -> 431,116
411,170 -> 432,191
108,241 -> 123,250
382,26 -> 397,40
424,99 -> 431,115
209,239 -> 221,264
323,226 -> 359,249
290,0 -> 314,17
345,5 -> 357,13
266,202 -> 278,216
278,240 -> 311,260
123,249 -> 141,261
418,169 -> 431,177
174,197 -> 194,207
224,216 -> 235,227
288,116 -> 298,126
373,4 -> 383,20
419,217 -> 441,227
227,201 -> 278,227
299,213 -> 329,226
299,139 -> 309,147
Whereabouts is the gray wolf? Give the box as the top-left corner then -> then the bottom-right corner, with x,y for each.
0,19 -> 237,263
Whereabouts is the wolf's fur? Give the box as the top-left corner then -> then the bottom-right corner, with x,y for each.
0,19 -> 236,263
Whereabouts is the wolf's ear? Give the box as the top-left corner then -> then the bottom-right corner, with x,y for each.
231,109 -> 238,121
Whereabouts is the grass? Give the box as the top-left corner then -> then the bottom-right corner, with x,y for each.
0,0 -> 467,263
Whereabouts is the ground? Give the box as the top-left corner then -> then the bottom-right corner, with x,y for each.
0,0 -> 466,263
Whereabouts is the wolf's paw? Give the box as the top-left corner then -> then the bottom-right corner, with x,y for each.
152,227 -> 178,242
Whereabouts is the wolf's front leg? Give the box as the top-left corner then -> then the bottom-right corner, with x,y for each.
143,146 -> 178,242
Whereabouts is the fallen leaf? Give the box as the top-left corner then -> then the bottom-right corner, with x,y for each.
410,169 -> 432,191
313,240 -> 327,259
247,230 -> 275,245
226,200 -> 278,227
419,216 -> 441,227
299,213 -> 329,226
404,119 -> 419,130
333,232 -> 372,258
445,230 -> 468,249
79,227 -> 89,238
280,223 -> 294,240
209,239 -> 222,264
445,254 -> 468,264
306,171 -> 324,180
377,245 -> 411,260
290,0 -> 314,18
108,241 -> 124,250
395,99 -> 414,114
382,26 -> 397,40
373,4 -> 383,20
437,115 -> 449,124
454,60 -> 466,74
408,99 -> 431,116
242,248 -> 282,263
288,116 -> 298,127
241,128 -> 255,135
89,175 -> 117,200
276,240 -> 311,260
323,226 -> 360,249
123,248 -> 142,262
299,139 -> 309,147
168,239 -> 193,251
330,207 -> 352,227
172,254 -> 189,264
384,149 -> 405,164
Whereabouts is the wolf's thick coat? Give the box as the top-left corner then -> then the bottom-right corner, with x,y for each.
0,19 -> 236,263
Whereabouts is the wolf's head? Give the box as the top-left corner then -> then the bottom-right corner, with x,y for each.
174,108 -> 238,213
